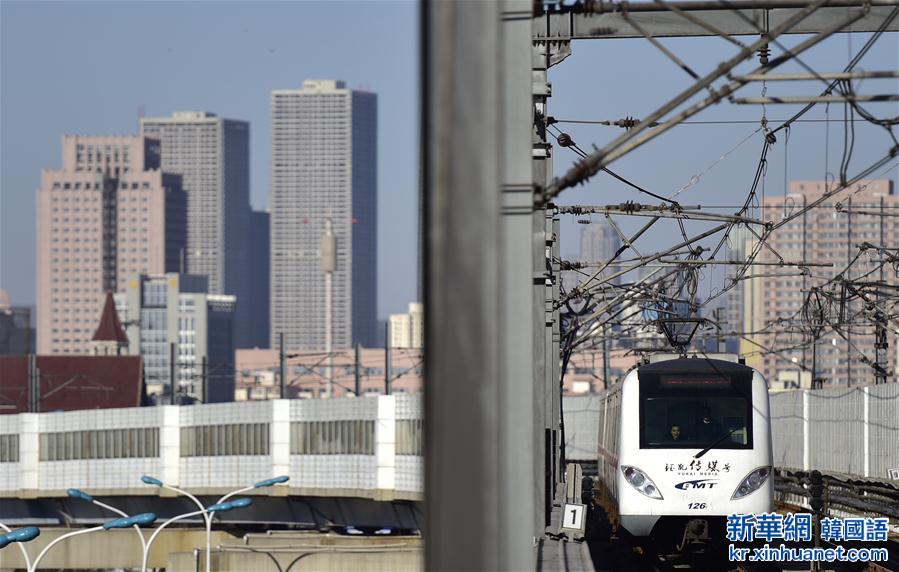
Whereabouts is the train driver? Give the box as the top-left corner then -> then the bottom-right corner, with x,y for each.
668,424 -> 683,442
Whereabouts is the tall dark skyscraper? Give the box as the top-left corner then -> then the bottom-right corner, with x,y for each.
270,80 -> 377,349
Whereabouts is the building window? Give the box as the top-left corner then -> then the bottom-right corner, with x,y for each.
38,428 -> 159,461
180,423 -> 270,457
289,420 -> 375,455
395,419 -> 423,455
0,434 -> 19,463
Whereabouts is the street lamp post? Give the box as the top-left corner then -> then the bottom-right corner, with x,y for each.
0,525 -> 40,570
141,474 -> 286,571
67,488 -> 147,553
140,498 -> 252,572
28,514 -> 156,572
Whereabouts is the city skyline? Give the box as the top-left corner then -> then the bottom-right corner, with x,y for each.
0,1 -> 419,321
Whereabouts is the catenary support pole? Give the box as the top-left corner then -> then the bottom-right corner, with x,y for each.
385,321 -> 392,396
169,342 -> 176,406
355,343 -> 362,396
279,332 -> 286,399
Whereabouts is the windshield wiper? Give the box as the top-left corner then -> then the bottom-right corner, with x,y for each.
694,427 -> 739,459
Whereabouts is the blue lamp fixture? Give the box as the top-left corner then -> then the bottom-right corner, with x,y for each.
103,513 -> 157,530
0,526 -> 40,549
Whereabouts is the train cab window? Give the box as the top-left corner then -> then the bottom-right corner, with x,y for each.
638,361 -> 753,450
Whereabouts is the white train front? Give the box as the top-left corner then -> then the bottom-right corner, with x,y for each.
596,355 -> 773,548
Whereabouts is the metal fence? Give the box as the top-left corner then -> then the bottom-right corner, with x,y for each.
770,384 -> 899,480
562,396 -> 600,463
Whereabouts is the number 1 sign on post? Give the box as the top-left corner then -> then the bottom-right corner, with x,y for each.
561,503 -> 586,537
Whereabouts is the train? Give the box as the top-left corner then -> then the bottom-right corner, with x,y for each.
595,353 -> 773,551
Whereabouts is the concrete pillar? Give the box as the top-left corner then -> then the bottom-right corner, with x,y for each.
160,405 -> 181,486
18,413 -> 39,495
271,399 -> 291,477
376,395 -> 396,494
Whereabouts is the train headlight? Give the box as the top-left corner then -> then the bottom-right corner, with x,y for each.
731,466 -> 771,500
621,465 -> 663,500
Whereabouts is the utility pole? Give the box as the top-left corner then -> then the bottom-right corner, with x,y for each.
602,323 -> 610,390
354,343 -> 362,396
28,354 -> 39,413
279,332 -> 286,399
385,321 -> 392,395
201,356 -> 208,403
875,195 -> 888,385
169,342 -> 176,405
714,307 -> 726,353
847,197 -> 852,387
322,218 -> 336,399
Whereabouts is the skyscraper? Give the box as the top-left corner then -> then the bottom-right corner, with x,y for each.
270,80 -> 377,349
579,221 -> 620,265
36,135 -> 186,355
139,112 -> 260,347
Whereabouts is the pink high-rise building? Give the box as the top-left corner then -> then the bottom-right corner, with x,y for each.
36,135 -> 186,355
757,179 -> 897,387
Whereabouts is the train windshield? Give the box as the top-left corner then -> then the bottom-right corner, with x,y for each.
639,368 -> 753,450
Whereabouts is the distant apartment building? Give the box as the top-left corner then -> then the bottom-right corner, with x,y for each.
388,303 -> 423,349
0,290 -> 34,355
115,273 -> 235,404
270,80 -> 377,350
139,112 -> 263,348
235,347 -> 422,400
758,179 -> 898,387
580,221 -> 620,266
36,135 -> 186,355
562,221 -> 622,295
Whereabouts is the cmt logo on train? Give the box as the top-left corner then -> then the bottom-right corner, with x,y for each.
674,479 -> 720,490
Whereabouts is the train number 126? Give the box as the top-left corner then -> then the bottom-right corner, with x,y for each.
687,503 -> 707,510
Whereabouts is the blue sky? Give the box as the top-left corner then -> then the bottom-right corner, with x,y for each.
1,0 -> 419,317
2,1 -> 897,318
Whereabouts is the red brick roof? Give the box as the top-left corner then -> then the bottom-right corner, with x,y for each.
0,355 -> 144,414
91,292 -> 128,343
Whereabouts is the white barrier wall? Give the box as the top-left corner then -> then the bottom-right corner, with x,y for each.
769,385 -> 899,479
0,395 -> 423,499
